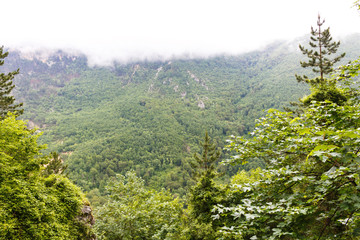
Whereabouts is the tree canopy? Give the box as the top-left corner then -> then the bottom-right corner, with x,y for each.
0,47 -> 23,118
218,99 -> 360,239
0,115 -> 94,239
94,171 -> 183,240
212,17 -> 360,239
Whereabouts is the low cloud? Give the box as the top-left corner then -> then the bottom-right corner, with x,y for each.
3,0 -> 359,66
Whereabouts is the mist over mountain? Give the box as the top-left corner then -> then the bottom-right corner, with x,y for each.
6,32 -> 359,67
5,34 -> 359,202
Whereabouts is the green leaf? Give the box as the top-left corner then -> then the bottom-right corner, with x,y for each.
298,128 -> 311,135
308,144 -> 338,156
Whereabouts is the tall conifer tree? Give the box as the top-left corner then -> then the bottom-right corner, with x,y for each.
294,15 -> 347,105
43,152 -> 68,176
296,14 -> 345,85
185,132 -> 224,239
0,46 -> 23,118
190,131 -> 221,179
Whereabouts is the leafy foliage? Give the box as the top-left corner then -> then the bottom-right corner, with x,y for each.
213,44 -> 360,239
5,42 -> 315,199
94,171 -> 183,240
212,13 -> 360,238
0,114 -> 94,240
5,36 -> 357,201
218,101 -> 360,239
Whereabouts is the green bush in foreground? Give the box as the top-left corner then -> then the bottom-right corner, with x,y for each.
0,115 -> 94,240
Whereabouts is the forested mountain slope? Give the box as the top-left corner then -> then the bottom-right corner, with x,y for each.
5,34 -> 359,199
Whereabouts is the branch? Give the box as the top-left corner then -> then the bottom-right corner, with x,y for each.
317,206 -> 339,240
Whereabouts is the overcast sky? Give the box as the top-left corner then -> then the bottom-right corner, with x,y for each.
3,0 -> 360,65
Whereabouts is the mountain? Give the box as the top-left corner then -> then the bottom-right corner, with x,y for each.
5,34 -> 359,203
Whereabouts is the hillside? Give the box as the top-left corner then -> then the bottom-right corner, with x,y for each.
5,34 -> 359,201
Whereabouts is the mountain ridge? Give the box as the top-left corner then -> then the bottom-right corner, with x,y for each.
4,34 -> 359,202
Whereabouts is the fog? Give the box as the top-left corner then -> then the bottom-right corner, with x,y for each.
3,0 -> 360,65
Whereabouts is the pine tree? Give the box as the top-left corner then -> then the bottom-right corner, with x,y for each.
293,15 -> 347,106
296,14 -> 345,85
185,132 -> 224,239
190,131 -> 221,179
43,152 -> 68,176
0,46 -> 23,118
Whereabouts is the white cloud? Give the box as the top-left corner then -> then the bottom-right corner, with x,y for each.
3,0 -> 360,64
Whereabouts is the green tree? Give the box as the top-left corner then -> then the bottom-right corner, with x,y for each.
190,131 -> 221,179
184,170 -> 224,240
183,132 -> 224,240
0,114 -> 94,240
294,15 -> 347,106
0,47 -> 23,118
214,60 -> 360,238
43,152 -> 68,176
296,14 -> 345,84
94,171 -> 183,240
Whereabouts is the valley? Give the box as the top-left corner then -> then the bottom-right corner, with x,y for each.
5,35 -> 359,202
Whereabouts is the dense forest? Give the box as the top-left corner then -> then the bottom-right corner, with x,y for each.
4,34 -> 359,201
1,4 -> 360,239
